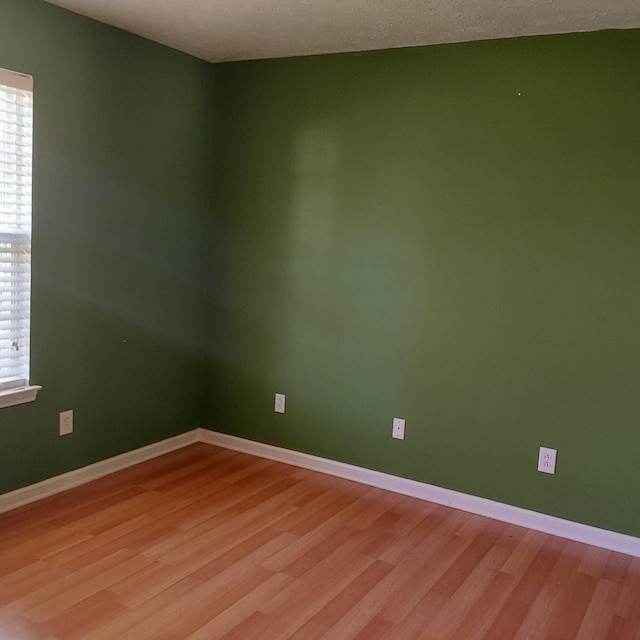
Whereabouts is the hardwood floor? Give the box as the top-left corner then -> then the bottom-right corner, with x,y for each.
0,443 -> 639,639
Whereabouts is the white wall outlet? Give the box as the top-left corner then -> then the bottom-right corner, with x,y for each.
538,446 -> 557,474
274,393 -> 285,414
392,417 -> 405,440
59,410 -> 73,436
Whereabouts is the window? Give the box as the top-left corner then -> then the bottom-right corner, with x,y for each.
0,67 -> 40,408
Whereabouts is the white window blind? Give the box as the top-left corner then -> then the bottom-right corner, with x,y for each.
0,68 -> 33,392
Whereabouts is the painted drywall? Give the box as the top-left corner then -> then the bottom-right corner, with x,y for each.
205,30 -> 640,536
3,0 -> 639,542
0,0 -> 211,493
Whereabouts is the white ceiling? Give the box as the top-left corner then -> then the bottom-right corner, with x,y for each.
44,0 -> 640,63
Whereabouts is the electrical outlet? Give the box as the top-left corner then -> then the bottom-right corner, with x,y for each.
274,393 -> 285,414
538,446 -> 557,474
59,410 -> 73,436
392,417 -> 405,440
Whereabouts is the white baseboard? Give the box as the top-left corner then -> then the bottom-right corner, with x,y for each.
2,427 -> 639,559
200,430 -> 640,558
0,430 -> 200,516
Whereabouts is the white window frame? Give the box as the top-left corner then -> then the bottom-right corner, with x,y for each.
0,67 -> 40,409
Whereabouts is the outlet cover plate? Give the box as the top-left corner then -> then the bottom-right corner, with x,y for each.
275,393 -> 285,414
59,410 -> 73,436
538,446 -> 557,474
392,417 -> 405,440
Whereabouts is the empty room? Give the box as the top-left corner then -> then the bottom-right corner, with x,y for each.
1,0 -> 640,638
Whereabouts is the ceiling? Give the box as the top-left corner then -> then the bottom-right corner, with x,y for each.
44,0 -> 640,63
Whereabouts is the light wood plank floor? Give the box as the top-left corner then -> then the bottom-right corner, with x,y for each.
0,443 -> 639,639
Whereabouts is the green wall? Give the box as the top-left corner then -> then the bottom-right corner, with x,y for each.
2,0 -> 640,540
0,0 -> 211,492
205,30 -> 640,536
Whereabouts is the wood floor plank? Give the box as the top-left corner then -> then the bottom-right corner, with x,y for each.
114,565 -> 278,640
482,534 -> 567,639
351,615 -> 394,640
318,533 -> 472,639
379,590 -> 449,640
416,543 -> 513,638
240,555 -> 375,640
0,443 -> 638,640
18,551 -> 153,623
511,541 -> 588,640
0,561 -> 67,606
86,576 -> 205,640
579,544 -> 612,578
286,618 -> 331,640
183,572 -> 296,640
45,590 -> 127,640
0,609 -> 50,640
575,578 -> 622,640
312,559 -> 395,628
109,559 -> 203,608
375,515 -> 477,624
445,568 -> 518,639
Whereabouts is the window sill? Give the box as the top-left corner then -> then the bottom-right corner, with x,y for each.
0,385 -> 42,409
